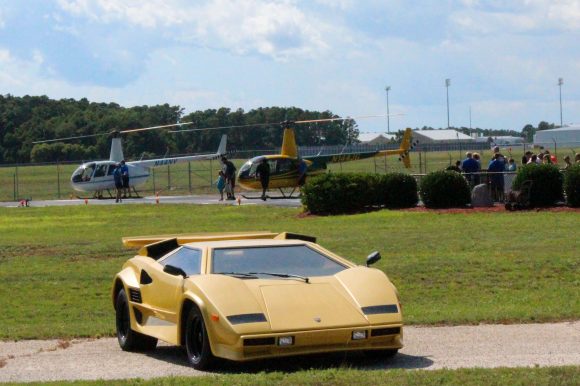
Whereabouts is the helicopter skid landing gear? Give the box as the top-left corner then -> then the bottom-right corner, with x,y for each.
242,188 -> 301,200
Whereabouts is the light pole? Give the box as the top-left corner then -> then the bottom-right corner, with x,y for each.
385,86 -> 391,133
558,77 -> 563,127
445,78 -> 451,129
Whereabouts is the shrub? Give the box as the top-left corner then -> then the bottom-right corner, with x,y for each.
563,164 -> 580,207
377,173 -> 418,209
419,171 -> 471,208
512,164 -> 563,207
301,173 -> 372,214
301,172 -> 418,214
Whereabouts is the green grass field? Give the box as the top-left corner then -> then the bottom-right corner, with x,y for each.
2,146 -> 577,201
0,205 -> 578,340
3,366 -> 579,386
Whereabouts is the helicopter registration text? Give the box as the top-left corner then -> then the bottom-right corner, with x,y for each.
330,154 -> 361,163
153,159 -> 178,167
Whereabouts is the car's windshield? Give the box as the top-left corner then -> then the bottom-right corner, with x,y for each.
212,245 -> 347,278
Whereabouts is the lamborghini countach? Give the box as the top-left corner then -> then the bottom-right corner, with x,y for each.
112,232 -> 403,369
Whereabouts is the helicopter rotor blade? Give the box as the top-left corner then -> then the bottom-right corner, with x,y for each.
169,122 -> 274,133
32,121 -> 198,144
120,121 -> 196,134
32,132 -> 107,144
294,113 -> 404,124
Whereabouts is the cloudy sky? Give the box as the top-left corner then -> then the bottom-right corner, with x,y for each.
0,0 -> 578,134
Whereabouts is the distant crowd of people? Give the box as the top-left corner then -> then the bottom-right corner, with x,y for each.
450,146 -> 580,202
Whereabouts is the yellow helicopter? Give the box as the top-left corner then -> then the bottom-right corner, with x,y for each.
173,116 -> 416,199
238,123 -> 414,198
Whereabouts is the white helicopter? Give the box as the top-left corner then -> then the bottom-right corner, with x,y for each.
33,122 -> 227,197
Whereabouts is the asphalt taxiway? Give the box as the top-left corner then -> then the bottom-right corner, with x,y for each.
0,194 -> 302,208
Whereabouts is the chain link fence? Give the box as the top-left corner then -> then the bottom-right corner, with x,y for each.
1,143 -> 577,202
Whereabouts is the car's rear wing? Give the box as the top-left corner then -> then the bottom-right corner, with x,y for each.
122,232 -> 316,260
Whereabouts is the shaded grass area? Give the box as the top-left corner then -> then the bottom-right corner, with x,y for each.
0,205 -> 578,339
3,367 -> 580,386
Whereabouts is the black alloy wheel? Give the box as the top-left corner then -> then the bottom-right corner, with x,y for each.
185,306 -> 214,369
115,288 -> 157,351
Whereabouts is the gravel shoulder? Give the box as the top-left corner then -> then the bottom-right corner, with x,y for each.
1,321 -> 579,383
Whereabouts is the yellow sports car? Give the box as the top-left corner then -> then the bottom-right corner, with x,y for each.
112,232 -> 403,369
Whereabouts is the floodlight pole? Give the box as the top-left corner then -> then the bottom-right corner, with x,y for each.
445,79 -> 451,129
558,77 -> 563,127
385,86 -> 391,134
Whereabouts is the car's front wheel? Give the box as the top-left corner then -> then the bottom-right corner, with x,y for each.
115,288 -> 157,351
185,306 -> 214,370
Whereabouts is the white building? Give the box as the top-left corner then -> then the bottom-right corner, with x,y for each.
358,133 -> 396,144
412,129 -> 474,144
534,125 -> 580,148
490,136 -> 526,146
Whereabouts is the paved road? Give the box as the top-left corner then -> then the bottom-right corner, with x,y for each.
0,194 -> 302,208
1,321 -> 578,382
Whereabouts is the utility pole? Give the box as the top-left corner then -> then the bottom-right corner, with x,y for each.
558,77 -> 563,127
385,86 -> 391,133
445,78 -> 451,129
469,105 -> 473,138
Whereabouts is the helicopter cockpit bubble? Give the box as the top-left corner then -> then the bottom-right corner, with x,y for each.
71,163 -> 96,183
239,156 -> 264,179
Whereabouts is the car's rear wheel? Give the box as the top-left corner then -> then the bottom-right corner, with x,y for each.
185,306 -> 214,370
115,288 -> 157,351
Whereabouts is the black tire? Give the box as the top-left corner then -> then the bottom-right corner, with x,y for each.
185,306 -> 214,370
115,289 -> 157,351
363,348 -> 399,359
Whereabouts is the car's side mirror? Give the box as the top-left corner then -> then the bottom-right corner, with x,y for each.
366,251 -> 381,267
163,264 -> 187,278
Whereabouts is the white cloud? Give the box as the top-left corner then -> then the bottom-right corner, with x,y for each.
451,0 -> 580,34
56,0 -> 334,60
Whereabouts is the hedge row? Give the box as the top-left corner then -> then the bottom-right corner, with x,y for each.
301,173 -> 418,214
301,165 -> 580,214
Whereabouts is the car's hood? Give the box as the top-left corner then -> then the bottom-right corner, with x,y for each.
189,266 -> 400,333
259,282 -> 368,330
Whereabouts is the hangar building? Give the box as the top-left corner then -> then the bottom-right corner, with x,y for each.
412,129 -> 474,144
534,125 -> 580,148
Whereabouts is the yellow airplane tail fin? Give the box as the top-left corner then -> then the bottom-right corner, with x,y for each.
281,127 -> 298,158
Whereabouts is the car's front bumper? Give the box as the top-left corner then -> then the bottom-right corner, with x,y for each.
212,324 -> 403,361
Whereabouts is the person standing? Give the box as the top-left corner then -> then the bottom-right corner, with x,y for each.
221,156 -> 237,200
216,171 -> 226,201
488,153 -> 506,202
256,158 -> 271,201
120,160 -> 130,198
113,163 -> 123,203
461,152 -> 480,187
297,159 -> 308,188
563,155 -> 572,170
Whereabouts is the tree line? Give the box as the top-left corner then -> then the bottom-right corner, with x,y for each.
0,94 -> 555,164
0,95 -> 358,163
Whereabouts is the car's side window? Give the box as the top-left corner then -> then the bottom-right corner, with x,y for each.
160,247 -> 202,276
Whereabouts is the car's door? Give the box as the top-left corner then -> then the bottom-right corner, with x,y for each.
139,247 -> 202,323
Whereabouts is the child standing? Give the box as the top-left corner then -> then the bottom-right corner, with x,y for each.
216,171 -> 226,201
